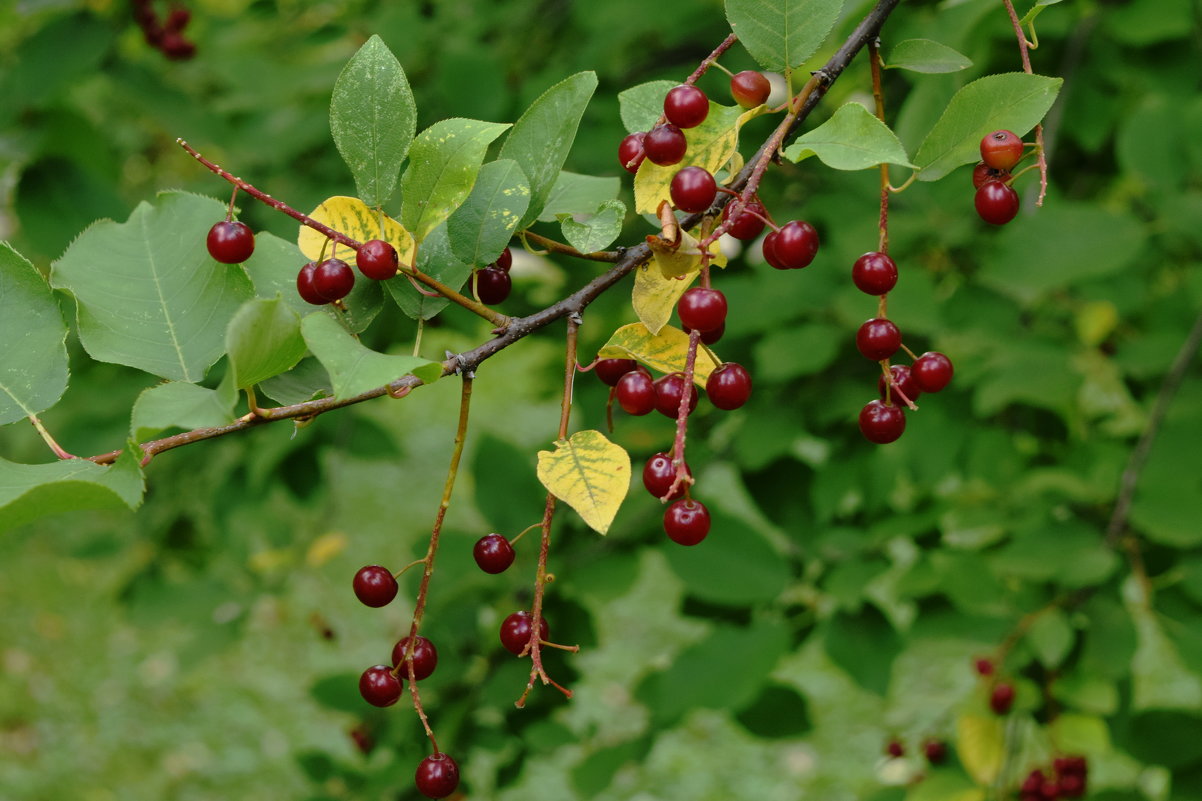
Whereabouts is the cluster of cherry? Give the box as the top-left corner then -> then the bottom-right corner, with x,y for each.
973,129 -> 1029,225
133,0 -> 196,60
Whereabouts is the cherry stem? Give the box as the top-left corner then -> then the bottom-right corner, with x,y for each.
509,522 -> 542,546
666,329 -> 703,499
685,33 -> 738,86
869,38 -> 890,254
522,230 -> 621,263
901,343 -> 919,361
393,558 -> 427,578
1001,0 -> 1048,206
225,185 -> 238,220
878,361 -> 918,411
27,415 -> 75,460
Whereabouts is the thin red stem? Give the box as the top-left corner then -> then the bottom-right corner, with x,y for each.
1001,0 -> 1049,206
667,329 -> 702,499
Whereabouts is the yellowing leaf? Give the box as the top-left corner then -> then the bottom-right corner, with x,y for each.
598,323 -> 719,385
955,713 -> 1005,785
536,430 -> 630,535
1075,300 -> 1118,346
298,196 -> 417,268
306,532 -> 349,567
648,228 -> 727,280
634,103 -> 768,214
633,265 -> 698,335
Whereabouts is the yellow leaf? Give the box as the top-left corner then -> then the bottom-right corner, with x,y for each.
306,531 -> 348,567
955,713 -> 1005,785
1074,300 -> 1118,346
536,430 -> 630,535
634,103 -> 768,215
633,265 -> 698,335
298,196 -> 417,268
598,323 -> 720,385
648,228 -> 727,280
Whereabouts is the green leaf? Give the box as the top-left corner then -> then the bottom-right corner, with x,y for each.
385,224 -> 473,321
824,606 -> 902,695
300,313 -> 442,400
558,199 -> 625,254
914,73 -> 1063,181
539,171 -> 622,223
0,443 -> 144,534
784,102 -> 915,170
0,242 -> 68,425
225,297 -> 307,389
50,191 -> 254,382
885,39 -> 973,74
499,71 -> 598,229
1027,608 -> 1075,669
617,80 -> 675,133
724,0 -> 844,72
258,357 -> 332,406
329,35 -> 416,207
400,118 -> 510,243
446,158 -> 530,266
129,377 -> 237,442
663,508 -> 789,605
1131,602 -> 1202,711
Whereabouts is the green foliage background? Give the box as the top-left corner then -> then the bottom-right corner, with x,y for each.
1,1 -> 1200,800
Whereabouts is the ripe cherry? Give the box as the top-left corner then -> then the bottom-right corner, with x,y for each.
912,351 -> 954,392
762,231 -> 788,270
852,251 -> 898,295
856,318 -> 902,361
773,221 -> 820,269
493,247 -> 513,272
663,498 -> 710,545
677,287 -> 727,333
415,753 -> 460,799
475,266 -> 511,305
643,123 -> 688,166
206,220 -> 255,264
618,132 -> 646,174
356,239 -> 399,280
353,565 -> 398,607
359,665 -> 403,707
975,180 -> 1019,225
990,682 -> 1015,715
664,84 -> 709,129
730,70 -> 771,108
723,200 -> 768,240
972,161 -> 1009,189
595,358 -> 638,387
653,373 -> 698,418
924,740 -> 948,764
683,322 -> 724,345
392,635 -> 438,681
1059,774 -> 1085,798
296,262 -> 327,305
314,258 -> 355,301
500,610 -> 548,656
616,369 -> 655,415
878,364 -> 921,404
643,452 -> 691,501
886,739 -> 904,758
670,166 -> 717,213
980,129 -> 1024,171
859,400 -> 905,444
974,657 -> 995,676
473,533 -> 515,574
706,362 -> 752,410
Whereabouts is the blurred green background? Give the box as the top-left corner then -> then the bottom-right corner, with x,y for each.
2,0 -> 1201,799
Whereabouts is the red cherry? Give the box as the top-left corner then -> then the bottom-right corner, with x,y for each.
912,351 -> 953,392
980,129 -> 1024,171
706,362 -> 752,410
663,498 -> 710,545
314,258 -> 355,301
972,161 -> 1009,189
670,166 -> 717,213
473,533 -> 516,574
886,739 -> 905,758
722,200 -> 768,240
475,266 -> 511,304
643,452 -> 691,501
359,665 -> 403,707
773,221 -> 820,268
730,70 -> 771,108
653,373 -> 698,418
852,251 -> 898,295
352,565 -> 397,607
762,231 -> 788,270
878,364 -> 921,404
859,400 -> 905,444
990,682 -> 1015,715
856,318 -> 902,361
415,753 -> 460,799
492,247 -> 513,272
500,611 -> 548,656
923,740 -> 948,764
206,221 -> 255,264
644,124 -> 688,166
974,657 -> 995,676
356,239 -> 399,280
595,358 -> 638,387
616,369 -> 655,415
391,635 -> 438,681
664,84 -> 710,129
677,287 -> 727,333
683,321 -> 725,345
296,262 -> 327,305
975,180 -> 1019,225
618,132 -> 647,174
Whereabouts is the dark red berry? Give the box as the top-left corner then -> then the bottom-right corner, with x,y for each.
1023,770 -> 1047,794
912,351 -> 953,392
706,362 -> 752,410
392,635 -> 438,681
677,287 -> 727,333
670,166 -> 717,213
856,318 -> 902,361
348,724 -> 375,755
878,364 -> 921,404
730,70 -> 771,108
475,266 -> 511,305
974,657 -> 995,676
644,124 -> 688,166
923,740 -> 948,764
616,370 -> 656,415
654,373 -> 698,418
664,498 -> 710,545
975,180 -> 1019,225
972,161 -> 1009,189
723,200 -> 767,240
683,321 -> 724,345
852,251 -> 898,295
297,262 -> 328,305
166,8 -> 191,29
1058,774 -> 1085,798
356,239 -> 399,280
500,611 -> 548,656
314,258 -> 355,301
353,565 -> 397,607
859,400 -> 906,444
980,129 -> 1024,171
1040,779 -> 1061,800
415,753 -> 460,799
618,132 -> 647,173
595,358 -> 638,387
492,247 -> 513,272
664,84 -> 709,129
207,221 -> 255,264
990,682 -> 1015,715
886,739 -> 904,758
643,453 -> 692,501
473,533 -> 515,574
773,220 -> 820,269
161,32 -> 195,60
359,665 -> 403,707
762,231 -> 788,270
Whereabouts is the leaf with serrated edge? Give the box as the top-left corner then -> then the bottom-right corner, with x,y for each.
226,297 -> 307,388
0,242 -> 68,425
915,73 -> 1062,181
784,103 -> 916,170
536,430 -> 630,535
129,375 -> 237,442
51,191 -> 254,382
955,713 -> 1005,785
724,0 -> 844,72
301,312 -> 442,400
558,199 -> 625,254
499,72 -> 598,229
400,118 -> 510,243
618,80 -> 676,133
539,171 -> 621,223
447,158 -> 530,267
884,39 -> 973,73
329,35 -> 416,207
299,196 -> 416,267
648,228 -> 727,280
0,442 -> 144,534
598,323 -> 719,385
633,265 -> 699,336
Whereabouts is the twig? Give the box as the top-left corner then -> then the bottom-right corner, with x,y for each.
521,231 -> 621,263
